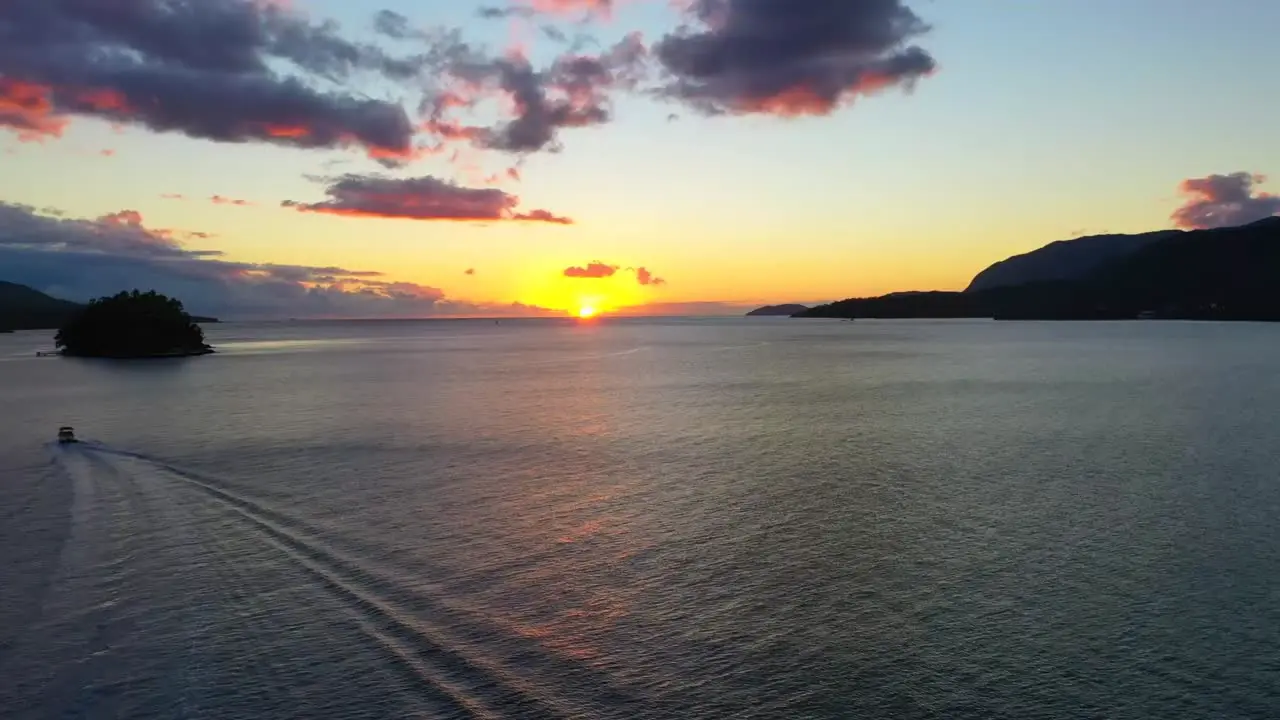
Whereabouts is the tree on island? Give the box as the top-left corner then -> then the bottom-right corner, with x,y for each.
56,290 -> 213,358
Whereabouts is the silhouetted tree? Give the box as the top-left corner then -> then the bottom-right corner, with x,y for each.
56,290 -> 212,357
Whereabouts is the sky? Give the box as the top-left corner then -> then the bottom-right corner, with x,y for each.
2,0 -> 1279,319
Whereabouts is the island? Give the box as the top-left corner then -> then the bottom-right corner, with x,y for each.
55,290 -> 214,358
747,304 -> 810,317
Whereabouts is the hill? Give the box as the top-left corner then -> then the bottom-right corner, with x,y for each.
799,216 -> 1280,321
966,229 -> 1179,292
0,281 -> 85,331
0,281 -> 218,330
746,304 -> 810,316
1049,215 -> 1280,320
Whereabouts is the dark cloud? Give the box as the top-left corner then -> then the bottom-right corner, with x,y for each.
283,174 -> 573,224
542,25 -> 571,44
0,1 -> 648,161
429,33 -> 648,154
465,268 -> 476,275
564,261 -> 619,278
477,6 -> 537,20
654,0 -> 937,116
1171,172 -> 1280,230
373,10 -> 426,41
635,266 -> 665,286
0,202 -> 555,319
0,0 -> 422,158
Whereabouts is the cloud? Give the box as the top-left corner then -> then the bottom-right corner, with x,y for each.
0,78 -> 68,141
0,202 -> 556,319
465,268 -> 476,275
635,266 -> 665,285
163,193 -> 253,207
427,33 -> 649,154
0,0 -> 423,158
531,0 -> 616,15
514,208 -> 573,224
654,0 -> 937,116
0,204 -> 217,258
1171,172 -> 1280,230
478,1 -> 615,19
541,25 -> 571,44
283,173 -> 573,223
373,10 -> 429,41
212,195 -> 254,207
478,6 -> 538,20
564,263 -> 665,284
564,261 -> 619,278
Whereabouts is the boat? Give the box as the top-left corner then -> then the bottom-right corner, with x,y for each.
57,426 -> 77,443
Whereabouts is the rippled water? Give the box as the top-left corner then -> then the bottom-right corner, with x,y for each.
2,318 -> 1279,719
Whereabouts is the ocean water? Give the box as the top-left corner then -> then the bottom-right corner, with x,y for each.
1,317 -> 1279,719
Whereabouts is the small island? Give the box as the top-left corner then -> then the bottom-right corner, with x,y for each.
746,304 -> 810,317
56,290 -> 214,358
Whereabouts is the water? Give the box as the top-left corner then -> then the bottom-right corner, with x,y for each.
1,318 -> 1278,719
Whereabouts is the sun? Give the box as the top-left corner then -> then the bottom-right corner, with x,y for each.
577,305 -> 599,319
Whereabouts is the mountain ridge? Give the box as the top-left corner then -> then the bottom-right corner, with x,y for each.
799,216 -> 1280,321
965,229 -> 1181,293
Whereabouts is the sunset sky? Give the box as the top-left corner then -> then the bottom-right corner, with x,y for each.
2,0 -> 1279,318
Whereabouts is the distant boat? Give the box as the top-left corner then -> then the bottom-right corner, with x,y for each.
1137,310 -> 1158,320
57,426 -> 77,444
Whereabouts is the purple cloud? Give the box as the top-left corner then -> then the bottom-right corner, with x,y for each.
283,174 -> 573,223
426,33 -> 649,154
654,0 -> 937,116
1171,172 -> 1280,230
0,0 -> 422,159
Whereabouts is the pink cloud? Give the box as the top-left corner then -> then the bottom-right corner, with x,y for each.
1171,172 -> 1280,230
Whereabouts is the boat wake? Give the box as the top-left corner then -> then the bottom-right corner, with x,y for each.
14,443 -> 642,720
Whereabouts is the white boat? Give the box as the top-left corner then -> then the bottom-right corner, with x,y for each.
57,426 -> 77,443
